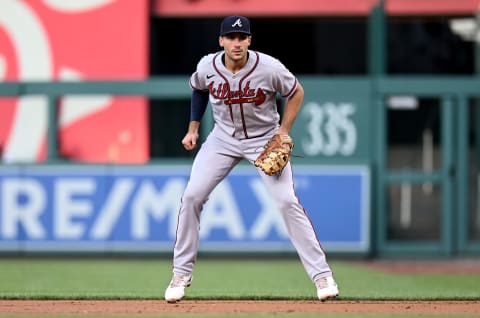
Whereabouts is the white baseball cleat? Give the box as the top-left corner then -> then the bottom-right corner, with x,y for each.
164,273 -> 192,303
315,276 -> 339,301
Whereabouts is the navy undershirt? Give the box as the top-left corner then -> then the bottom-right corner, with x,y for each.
190,90 -> 209,121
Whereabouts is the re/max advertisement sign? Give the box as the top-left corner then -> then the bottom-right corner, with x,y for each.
0,165 -> 370,253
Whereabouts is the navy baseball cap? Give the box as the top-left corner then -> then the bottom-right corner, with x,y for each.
220,16 -> 251,36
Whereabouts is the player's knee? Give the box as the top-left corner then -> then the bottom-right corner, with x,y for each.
181,191 -> 207,208
275,197 -> 297,211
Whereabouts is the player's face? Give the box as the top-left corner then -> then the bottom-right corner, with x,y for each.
219,33 -> 251,63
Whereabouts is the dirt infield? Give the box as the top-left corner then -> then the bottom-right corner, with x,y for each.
1,300 -> 479,315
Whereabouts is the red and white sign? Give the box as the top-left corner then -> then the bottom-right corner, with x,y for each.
0,0 -> 149,163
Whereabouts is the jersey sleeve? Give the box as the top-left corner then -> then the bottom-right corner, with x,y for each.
189,54 -> 213,91
271,58 -> 298,98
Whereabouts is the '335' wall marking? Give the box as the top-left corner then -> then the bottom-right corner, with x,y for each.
301,101 -> 357,156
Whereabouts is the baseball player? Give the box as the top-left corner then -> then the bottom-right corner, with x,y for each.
165,15 -> 339,302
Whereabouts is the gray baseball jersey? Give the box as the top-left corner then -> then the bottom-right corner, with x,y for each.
190,50 -> 297,139
173,50 -> 333,284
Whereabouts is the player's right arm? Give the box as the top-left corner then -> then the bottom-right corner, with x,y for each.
183,54 -> 215,150
182,120 -> 200,150
182,89 -> 209,150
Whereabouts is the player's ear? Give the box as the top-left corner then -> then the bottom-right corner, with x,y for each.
219,36 -> 224,47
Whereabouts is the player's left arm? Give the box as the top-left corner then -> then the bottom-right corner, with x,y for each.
278,83 -> 304,136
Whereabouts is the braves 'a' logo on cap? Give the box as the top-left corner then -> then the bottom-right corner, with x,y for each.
232,18 -> 242,28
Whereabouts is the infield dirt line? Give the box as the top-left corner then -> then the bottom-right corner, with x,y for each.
0,300 -> 479,315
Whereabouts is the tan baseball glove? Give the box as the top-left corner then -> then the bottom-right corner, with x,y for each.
254,134 -> 294,176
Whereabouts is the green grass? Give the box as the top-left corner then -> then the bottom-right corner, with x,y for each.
0,258 -> 478,300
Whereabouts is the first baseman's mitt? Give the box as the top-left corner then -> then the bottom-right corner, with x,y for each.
254,134 -> 294,176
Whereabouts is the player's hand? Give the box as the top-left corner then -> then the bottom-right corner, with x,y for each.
182,132 -> 199,150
